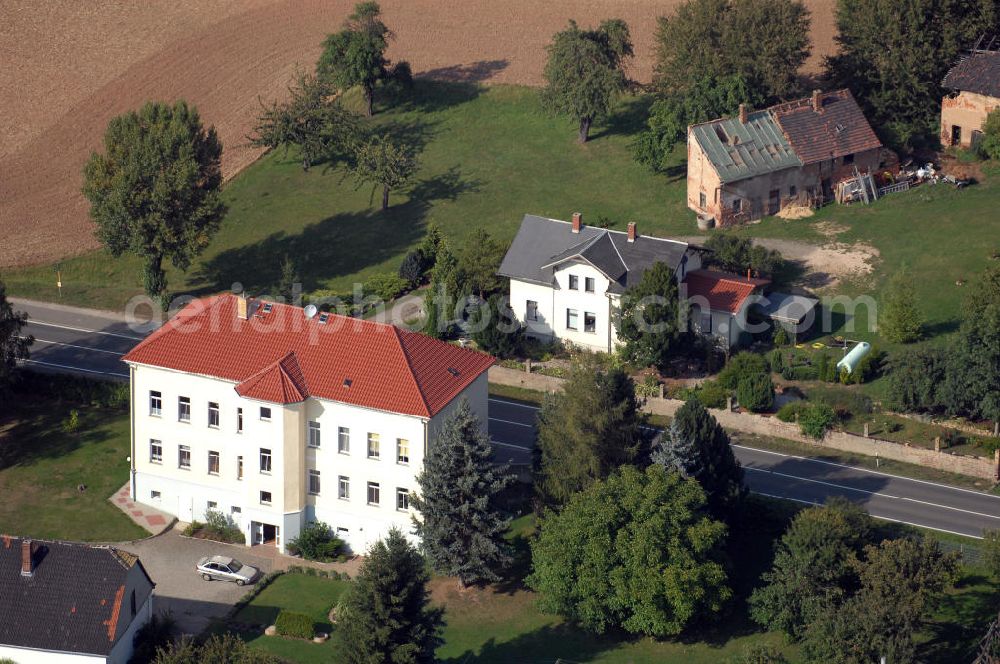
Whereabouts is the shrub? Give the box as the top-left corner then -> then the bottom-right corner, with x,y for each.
679,380 -> 729,409
364,273 -> 408,301
718,352 -> 769,390
197,509 -> 245,544
784,365 -> 818,381
398,248 -> 430,285
61,409 -> 80,434
799,403 -> 837,439
768,349 -> 784,373
286,521 -> 344,562
737,372 -> 774,412
635,374 -> 662,398
772,325 -> 790,347
776,401 -> 809,423
729,643 -> 788,664
275,610 -> 315,639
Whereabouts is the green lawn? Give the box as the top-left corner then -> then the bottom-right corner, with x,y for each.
0,399 -> 146,541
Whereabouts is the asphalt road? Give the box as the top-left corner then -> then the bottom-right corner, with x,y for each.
15,299 -> 1000,539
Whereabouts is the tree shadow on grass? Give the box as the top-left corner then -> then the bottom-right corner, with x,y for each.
191,167 -> 480,295
0,402 -> 120,469
438,623 -> 620,664
387,79 -> 490,114
588,94 -> 655,142
921,582 -> 1000,663
418,60 -> 509,85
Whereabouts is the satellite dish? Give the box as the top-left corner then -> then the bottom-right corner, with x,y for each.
304,304 -> 318,319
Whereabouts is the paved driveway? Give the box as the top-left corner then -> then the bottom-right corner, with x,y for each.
122,529 -> 277,635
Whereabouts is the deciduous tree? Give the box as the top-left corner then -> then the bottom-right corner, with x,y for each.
82,101 -> 225,301
879,267 -> 924,343
651,399 -> 746,518
653,0 -> 810,102
980,107 -> 1000,160
352,133 -> 418,210
541,19 -> 633,143
250,72 -> 361,171
335,528 -> 444,663
316,1 -> 410,116
705,234 -> 785,277
749,497 -> 872,639
528,464 -> 731,636
534,354 -> 649,507
412,400 -> 515,586
826,0 -> 997,149
0,279 -> 31,397
616,261 -> 689,371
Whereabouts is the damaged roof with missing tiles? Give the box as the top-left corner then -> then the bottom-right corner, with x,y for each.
0,536 -> 154,656
690,110 -> 802,183
942,51 -> 1000,98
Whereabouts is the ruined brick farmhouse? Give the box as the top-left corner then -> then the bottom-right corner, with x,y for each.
687,89 -> 885,227
941,49 -> 1000,150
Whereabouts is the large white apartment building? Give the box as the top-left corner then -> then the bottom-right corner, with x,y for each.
122,294 -> 494,554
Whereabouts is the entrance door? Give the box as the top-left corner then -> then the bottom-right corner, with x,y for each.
262,524 -> 278,545
768,189 -> 780,215
952,124 -> 962,145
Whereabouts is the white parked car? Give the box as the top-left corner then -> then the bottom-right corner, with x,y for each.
196,555 -> 258,586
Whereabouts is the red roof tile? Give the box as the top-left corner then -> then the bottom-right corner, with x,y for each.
683,269 -> 769,314
772,89 -> 882,164
122,294 -> 494,418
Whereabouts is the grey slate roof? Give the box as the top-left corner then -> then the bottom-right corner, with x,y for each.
498,214 -> 692,294
690,110 -> 802,184
757,291 -> 819,323
942,51 -> 1000,98
0,536 -> 154,656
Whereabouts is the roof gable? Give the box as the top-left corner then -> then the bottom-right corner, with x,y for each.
942,51 -> 1000,98
0,536 -> 153,656
123,296 -> 494,418
498,214 -> 691,291
683,269 -> 769,314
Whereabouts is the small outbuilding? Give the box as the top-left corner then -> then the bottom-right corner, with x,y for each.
941,48 -> 1000,150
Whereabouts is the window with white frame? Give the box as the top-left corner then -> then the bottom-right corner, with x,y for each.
338,427 -> 350,454
260,491 -> 272,505
397,438 -> 409,465
178,445 -> 191,469
149,439 -> 162,463
568,274 -> 579,290
150,490 -> 161,501
231,506 -> 242,514
208,450 -> 220,475
526,300 -> 538,321
566,309 -> 578,330
208,402 -> 220,428
237,407 -> 243,433
584,312 -> 596,333
585,277 -> 595,293
367,433 -> 380,459
367,481 -> 380,506
308,470 -> 321,495
338,476 -> 350,500
396,487 -> 410,511
237,456 -> 244,480
260,448 -> 272,473
308,421 -> 321,448
207,501 -> 217,509
260,406 -> 271,421
178,396 -> 191,422
149,391 -> 162,416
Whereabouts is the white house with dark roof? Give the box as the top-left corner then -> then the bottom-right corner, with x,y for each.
121,294 -> 494,554
0,536 -> 154,664
499,214 -> 707,352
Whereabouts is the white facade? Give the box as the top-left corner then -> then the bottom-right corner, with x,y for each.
130,364 -> 488,554
511,253 -> 702,353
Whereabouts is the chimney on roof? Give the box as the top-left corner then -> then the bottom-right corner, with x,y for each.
627,222 -> 637,243
237,293 -> 251,320
739,103 -> 748,124
21,539 -> 35,577
571,212 -> 582,233
812,89 -> 822,113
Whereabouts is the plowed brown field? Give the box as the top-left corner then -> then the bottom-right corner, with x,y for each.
0,0 -> 836,268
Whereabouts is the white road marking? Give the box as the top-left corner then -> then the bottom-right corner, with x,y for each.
488,397 -> 542,410
490,440 -> 532,451
26,337 -> 126,356
734,443 -> 1000,500
488,417 -> 535,429
27,320 -> 144,341
745,466 -> 1000,521
19,358 -> 128,378
752,491 -> 984,540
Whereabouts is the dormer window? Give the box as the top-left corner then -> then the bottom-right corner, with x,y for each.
262,303 -> 273,314
568,275 -> 579,290
319,313 -> 329,324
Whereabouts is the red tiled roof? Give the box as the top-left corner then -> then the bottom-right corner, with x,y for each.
683,269 -> 769,314
122,294 -> 495,418
772,89 -> 882,164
